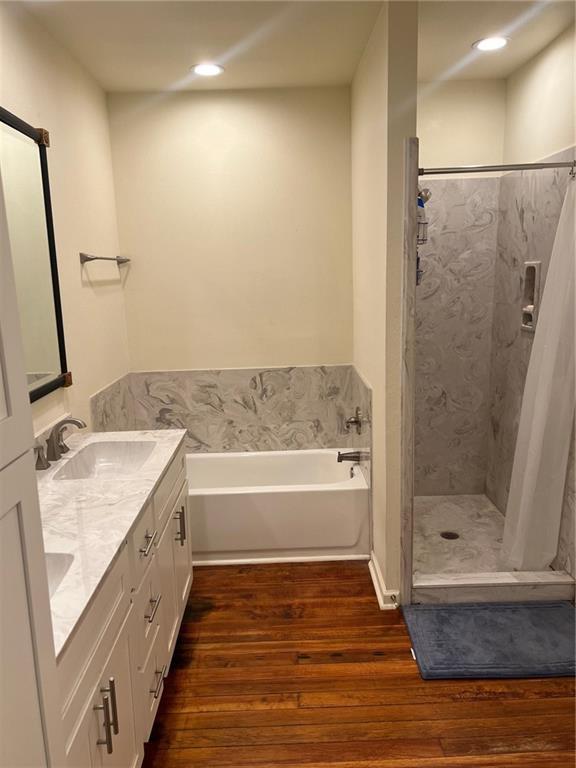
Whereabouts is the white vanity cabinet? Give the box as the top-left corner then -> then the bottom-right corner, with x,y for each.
58,443 -> 190,768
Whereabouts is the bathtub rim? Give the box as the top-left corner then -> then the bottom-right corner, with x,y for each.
186,448 -> 369,496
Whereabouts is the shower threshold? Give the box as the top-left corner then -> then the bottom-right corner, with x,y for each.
412,570 -> 575,604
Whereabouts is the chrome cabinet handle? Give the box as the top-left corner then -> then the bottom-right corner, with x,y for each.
94,694 -> 113,754
139,529 -> 157,557
100,677 -> 119,735
174,505 -> 186,546
145,593 -> 162,623
150,664 -> 167,699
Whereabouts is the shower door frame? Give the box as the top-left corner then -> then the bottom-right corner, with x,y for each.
399,137 -> 419,604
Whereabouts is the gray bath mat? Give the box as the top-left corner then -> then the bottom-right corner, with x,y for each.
403,602 -> 575,679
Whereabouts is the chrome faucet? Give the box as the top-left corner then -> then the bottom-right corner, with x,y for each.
34,443 -> 51,470
337,451 -> 370,464
46,417 -> 87,461
345,407 -> 363,435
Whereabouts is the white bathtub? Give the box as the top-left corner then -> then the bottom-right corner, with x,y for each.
187,449 -> 370,564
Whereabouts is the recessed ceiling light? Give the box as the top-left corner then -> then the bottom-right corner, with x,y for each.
472,37 -> 509,52
192,63 -> 224,77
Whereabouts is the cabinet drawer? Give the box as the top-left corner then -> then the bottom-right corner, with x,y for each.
134,624 -> 165,744
154,445 -> 185,532
129,501 -> 156,591
131,555 -> 163,671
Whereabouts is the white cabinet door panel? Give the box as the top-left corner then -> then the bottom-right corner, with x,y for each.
90,624 -> 140,768
0,463 -> 47,767
156,518 -> 178,664
172,485 -> 193,615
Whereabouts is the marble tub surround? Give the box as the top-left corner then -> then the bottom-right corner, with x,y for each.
413,494 -> 505,576
90,373 -> 134,433
37,429 -> 186,655
91,365 -> 372,457
415,178 -> 500,495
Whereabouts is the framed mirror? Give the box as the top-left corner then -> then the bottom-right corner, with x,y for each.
0,107 -> 70,402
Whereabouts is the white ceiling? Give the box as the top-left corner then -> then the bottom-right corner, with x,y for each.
27,1 -> 383,91
25,0 -> 576,90
418,2 -> 575,81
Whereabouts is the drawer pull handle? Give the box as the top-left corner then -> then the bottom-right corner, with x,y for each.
150,664 -> 167,699
94,693 -> 114,754
145,593 -> 162,623
100,676 -> 119,735
174,505 -> 187,546
139,529 -> 157,557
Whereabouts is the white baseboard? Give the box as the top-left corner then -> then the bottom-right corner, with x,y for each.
368,551 -> 399,610
194,554 -> 370,566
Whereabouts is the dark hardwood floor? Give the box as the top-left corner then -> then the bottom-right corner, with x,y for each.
143,562 -> 575,767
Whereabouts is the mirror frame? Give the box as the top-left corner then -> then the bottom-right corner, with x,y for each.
0,106 -> 71,403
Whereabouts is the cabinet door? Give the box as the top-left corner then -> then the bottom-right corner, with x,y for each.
65,700 -> 94,768
0,457 -> 48,768
171,485 -> 193,614
155,516 -> 178,664
90,626 -> 140,768
0,171 -> 33,470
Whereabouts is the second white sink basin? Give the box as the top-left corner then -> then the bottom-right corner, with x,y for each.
54,441 -> 156,481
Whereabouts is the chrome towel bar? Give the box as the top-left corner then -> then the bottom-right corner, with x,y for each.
80,252 -> 131,265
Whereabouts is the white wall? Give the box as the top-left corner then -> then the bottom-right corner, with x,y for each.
108,87 -> 353,370
352,2 -> 417,595
417,26 -> 575,169
417,80 -> 506,167
352,7 -> 389,589
383,2 -> 418,593
0,3 -> 130,431
505,25 -> 575,162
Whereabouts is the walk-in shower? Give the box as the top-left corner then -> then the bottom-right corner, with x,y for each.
411,151 -> 576,601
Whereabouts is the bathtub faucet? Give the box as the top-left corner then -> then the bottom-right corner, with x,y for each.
337,451 -> 370,464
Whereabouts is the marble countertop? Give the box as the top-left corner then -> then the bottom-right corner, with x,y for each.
37,429 -> 186,657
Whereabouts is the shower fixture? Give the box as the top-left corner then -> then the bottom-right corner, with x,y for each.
345,407 -> 364,435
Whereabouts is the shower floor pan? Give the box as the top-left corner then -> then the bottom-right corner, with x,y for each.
412,494 -> 575,604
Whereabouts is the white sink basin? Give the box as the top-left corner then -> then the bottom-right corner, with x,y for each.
45,552 -> 74,597
54,441 -> 156,481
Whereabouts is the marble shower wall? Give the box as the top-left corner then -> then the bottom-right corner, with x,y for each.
415,178 -> 500,495
485,149 -> 575,513
413,151 -> 575,575
485,149 -> 575,576
91,365 -> 371,456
